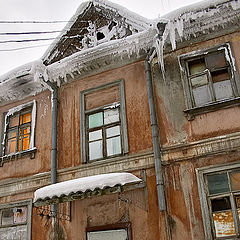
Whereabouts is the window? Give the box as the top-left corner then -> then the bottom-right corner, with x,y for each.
179,43 -> 240,119
80,80 -> 128,163
197,164 -> 240,239
1,101 -> 36,158
87,104 -> 122,161
87,223 -> 131,240
0,200 -> 32,239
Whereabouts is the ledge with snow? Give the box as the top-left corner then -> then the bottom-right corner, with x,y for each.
33,172 -> 144,207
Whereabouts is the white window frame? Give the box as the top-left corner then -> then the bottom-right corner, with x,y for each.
80,79 -> 128,163
0,100 -> 36,159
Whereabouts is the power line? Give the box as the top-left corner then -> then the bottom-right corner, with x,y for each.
0,37 -> 57,44
0,20 -> 87,24
0,44 -> 52,52
0,30 -> 61,35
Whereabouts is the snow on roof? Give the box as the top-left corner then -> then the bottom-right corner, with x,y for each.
41,0 -> 152,63
34,172 -> 142,203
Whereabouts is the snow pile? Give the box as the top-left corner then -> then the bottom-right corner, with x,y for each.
34,172 -> 142,202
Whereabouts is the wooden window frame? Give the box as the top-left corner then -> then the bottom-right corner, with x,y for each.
0,199 -> 32,240
80,79 -> 128,163
0,101 -> 37,163
196,162 -> 240,240
86,222 -> 132,240
179,43 -> 240,120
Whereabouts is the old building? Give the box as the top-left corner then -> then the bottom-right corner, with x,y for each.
0,0 -> 240,239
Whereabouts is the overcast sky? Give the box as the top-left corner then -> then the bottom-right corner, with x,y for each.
0,0 -> 201,76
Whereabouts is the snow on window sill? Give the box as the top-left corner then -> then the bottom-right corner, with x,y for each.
184,97 -> 240,120
0,147 -> 37,167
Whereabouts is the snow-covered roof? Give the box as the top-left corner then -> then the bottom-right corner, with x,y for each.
34,172 -> 142,206
42,0 -> 152,64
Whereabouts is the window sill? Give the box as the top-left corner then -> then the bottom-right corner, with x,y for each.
0,148 -> 37,167
184,97 -> 240,120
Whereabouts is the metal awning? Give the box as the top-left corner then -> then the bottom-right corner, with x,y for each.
34,172 -> 143,206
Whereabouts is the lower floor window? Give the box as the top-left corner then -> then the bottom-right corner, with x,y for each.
0,200 -> 32,240
197,164 -> 240,239
87,223 -> 131,240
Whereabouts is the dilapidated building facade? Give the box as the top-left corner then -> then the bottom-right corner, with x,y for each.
0,0 -> 240,239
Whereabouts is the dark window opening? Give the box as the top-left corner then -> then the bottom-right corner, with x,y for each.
97,32 -> 105,40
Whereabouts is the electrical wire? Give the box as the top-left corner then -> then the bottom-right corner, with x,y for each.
0,30 -> 62,35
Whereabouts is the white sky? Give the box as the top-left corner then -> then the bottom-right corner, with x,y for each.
0,0 -> 201,76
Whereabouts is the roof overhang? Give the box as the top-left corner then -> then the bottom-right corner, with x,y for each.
33,173 -> 144,207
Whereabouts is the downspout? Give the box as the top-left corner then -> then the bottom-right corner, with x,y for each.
145,48 -> 166,211
145,22 -> 171,239
45,80 -> 58,219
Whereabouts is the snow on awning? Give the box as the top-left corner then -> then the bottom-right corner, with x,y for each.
34,173 -> 143,206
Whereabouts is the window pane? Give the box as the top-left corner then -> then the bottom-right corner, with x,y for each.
212,69 -> 230,83
20,112 -> 31,124
207,173 -> 229,195
19,136 -> 30,151
205,51 -> 228,70
9,115 -> 19,128
13,206 -> 27,224
188,58 -> 206,75
104,108 -> 119,124
87,229 -> 128,240
230,171 -> 240,191
214,80 -> 233,101
106,126 -> 120,138
89,130 -> 102,141
89,140 -> 103,160
2,208 -> 14,225
89,112 -> 103,129
193,85 -> 212,106
191,74 -> 208,88
7,130 -> 17,139
6,139 -> 16,154
107,136 -> 121,157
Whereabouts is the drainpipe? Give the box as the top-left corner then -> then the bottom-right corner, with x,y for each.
45,80 -> 58,220
145,49 -> 166,211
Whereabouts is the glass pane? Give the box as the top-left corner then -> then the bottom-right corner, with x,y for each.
9,115 -> 19,128
89,130 -> 102,141
89,112 -> 103,129
191,73 -> 208,88
106,126 -> 120,138
104,108 -> 119,124
87,229 -> 128,240
6,139 -> 16,154
89,140 -> 103,160
212,69 -> 230,83
7,130 -> 17,139
19,136 -> 30,151
13,206 -> 27,224
20,112 -> 31,124
188,58 -> 206,75
214,80 -> 233,101
207,173 -> 229,195
107,136 -> 121,157
205,51 -> 228,70
193,85 -> 212,106
230,171 -> 240,191
2,208 -> 14,225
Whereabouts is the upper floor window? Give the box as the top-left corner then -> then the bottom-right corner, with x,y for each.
179,43 -> 240,119
1,101 -> 36,158
80,80 -> 128,163
87,103 -> 122,161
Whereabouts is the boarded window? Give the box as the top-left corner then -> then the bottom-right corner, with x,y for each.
87,229 -> 128,240
204,169 -> 240,238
